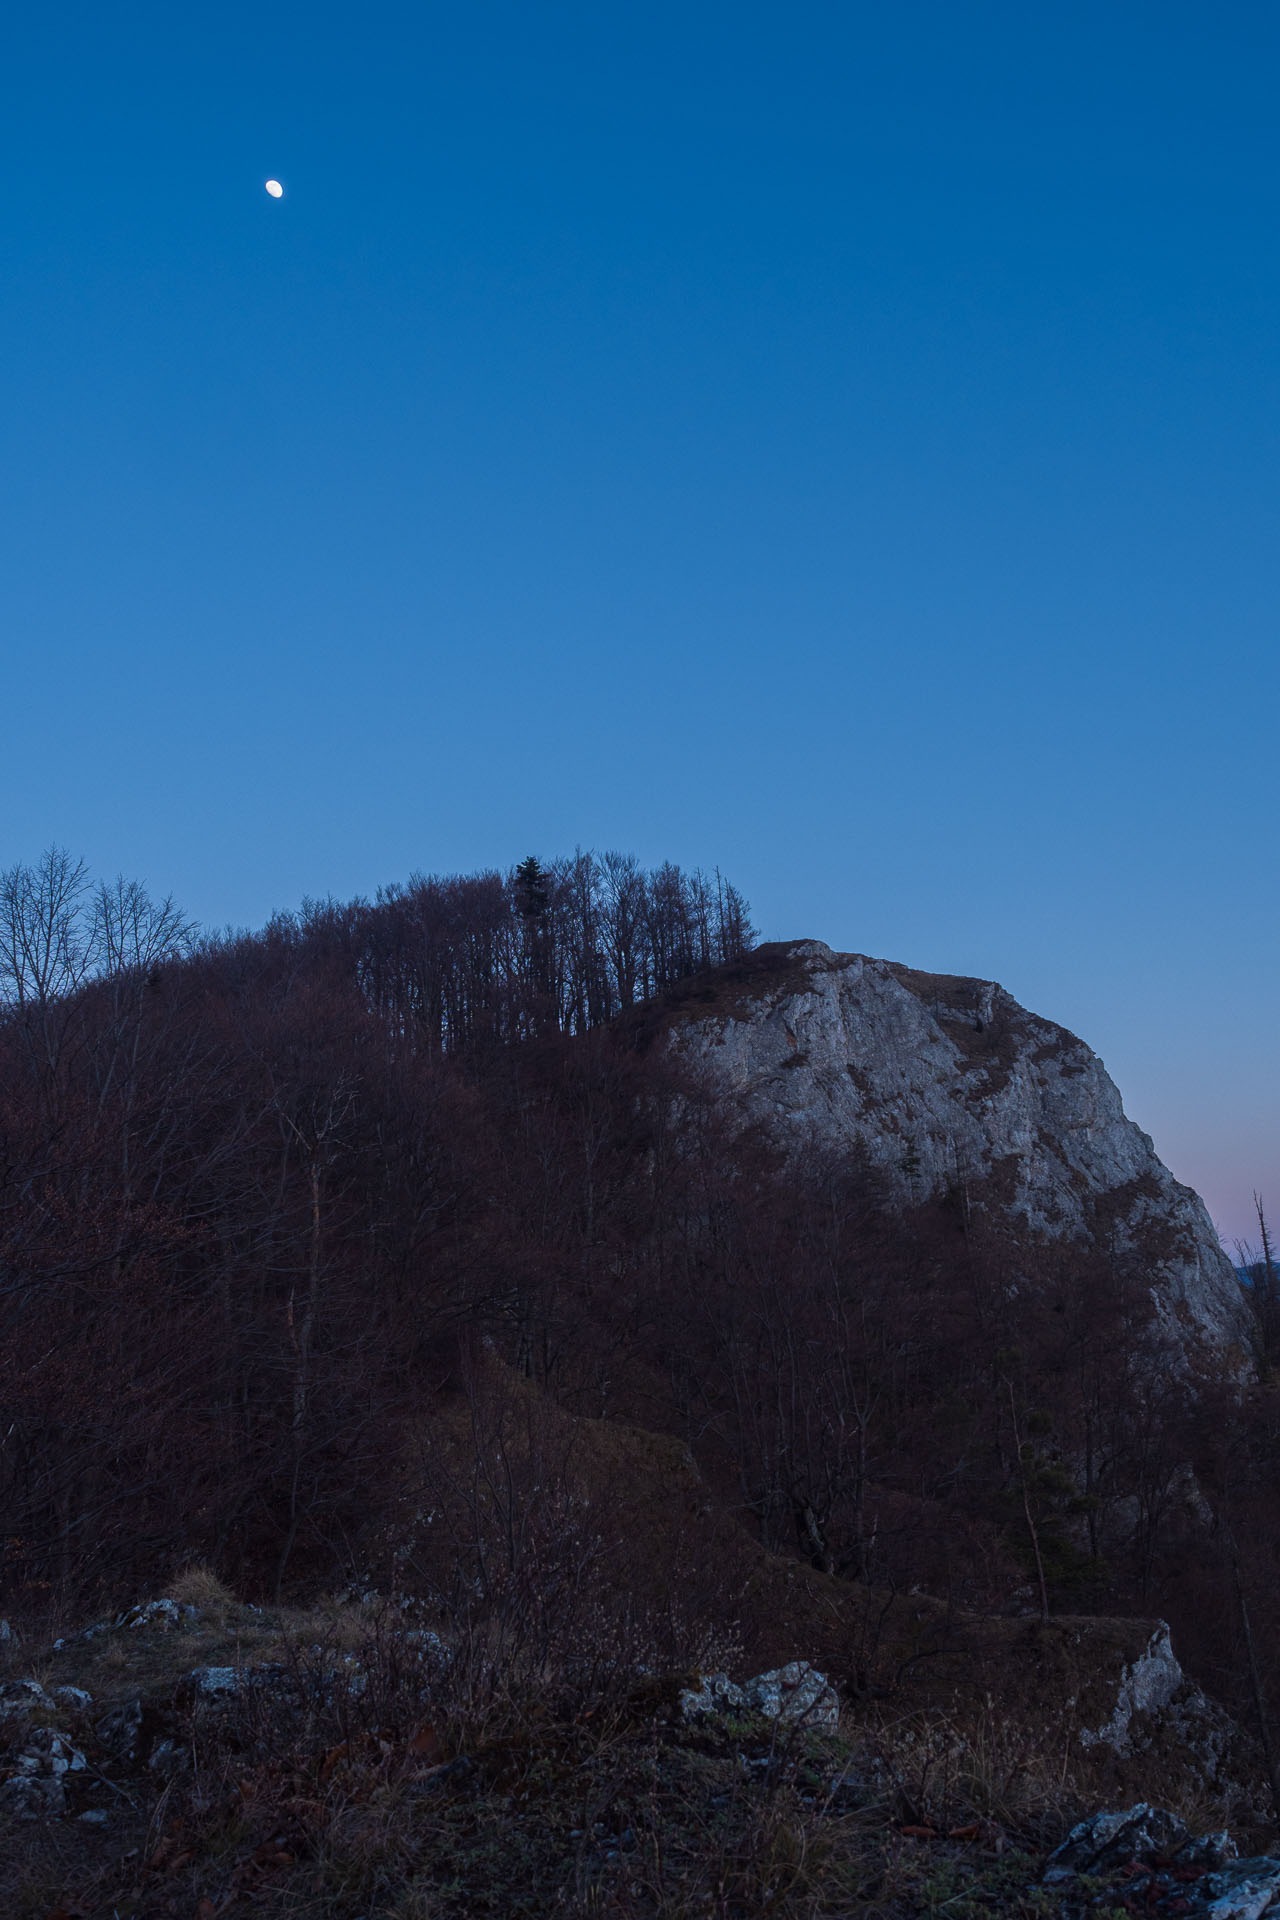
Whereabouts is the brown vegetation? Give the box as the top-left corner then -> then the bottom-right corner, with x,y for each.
0,1594 -> 1244,1919
3,845 -> 1280,1908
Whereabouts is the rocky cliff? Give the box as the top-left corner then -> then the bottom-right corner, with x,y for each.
656,940 -> 1249,1362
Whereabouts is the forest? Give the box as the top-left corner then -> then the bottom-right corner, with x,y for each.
2,844 -> 1279,1753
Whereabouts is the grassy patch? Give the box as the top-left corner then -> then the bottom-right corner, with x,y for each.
0,1605 -> 1112,1919
0,1593 -> 1262,1917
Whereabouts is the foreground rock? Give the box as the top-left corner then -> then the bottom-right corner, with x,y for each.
680,1661 -> 840,1730
0,1678 -> 57,1720
0,1724 -> 87,1819
1045,1805 -> 1280,1918
53,1594 -> 200,1648
1044,1804 -> 1233,1880
1078,1622 -> 1245,1780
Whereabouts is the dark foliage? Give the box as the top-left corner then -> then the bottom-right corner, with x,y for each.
0,846 -> 1276,1767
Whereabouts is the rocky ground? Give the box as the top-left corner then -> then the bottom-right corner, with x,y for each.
2,1581 -> 1278,1919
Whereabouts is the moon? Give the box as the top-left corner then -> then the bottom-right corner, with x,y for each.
265,179 -> 284,198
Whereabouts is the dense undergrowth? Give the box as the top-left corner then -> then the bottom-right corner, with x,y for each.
0,1578 -> 1136,1920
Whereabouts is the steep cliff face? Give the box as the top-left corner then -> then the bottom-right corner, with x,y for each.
660,941 -> 1249,1361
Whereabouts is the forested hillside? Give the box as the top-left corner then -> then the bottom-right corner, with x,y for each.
2,846 -> 1279,1755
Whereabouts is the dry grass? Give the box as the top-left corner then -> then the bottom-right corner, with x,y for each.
0,1575 -> 1268,1916
0,1611 -> 1103,1920
864,1701 -> 1085,1841
169,1562 -> 239,1621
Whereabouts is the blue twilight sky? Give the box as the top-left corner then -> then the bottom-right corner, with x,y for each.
1,3 -> 1276,1243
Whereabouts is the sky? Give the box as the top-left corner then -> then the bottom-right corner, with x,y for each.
1,2 -> 1276,1245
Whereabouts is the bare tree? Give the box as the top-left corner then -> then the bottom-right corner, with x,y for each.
1238,1195 -> 1280,1374
0,847 -> 96,1011
0,849 -> 98,1101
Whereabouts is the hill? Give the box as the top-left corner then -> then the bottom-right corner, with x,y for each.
3,849 -> 1280,1911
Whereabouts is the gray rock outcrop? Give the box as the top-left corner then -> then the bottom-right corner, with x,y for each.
1073,1622 -> 1257,1808
741,1662 -> 841,1730
1042,1802 -> 1213,1881
664,942 -> 1248,1361
1080,1623 -> 1188,1753
1044,1806 -> 1280,1919
679,1661 -> 840,1730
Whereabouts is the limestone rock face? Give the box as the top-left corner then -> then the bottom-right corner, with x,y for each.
1079,1624 -> 1186,1753
1077,1623 -> 1252,1797
664,942 -> 1248,1361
